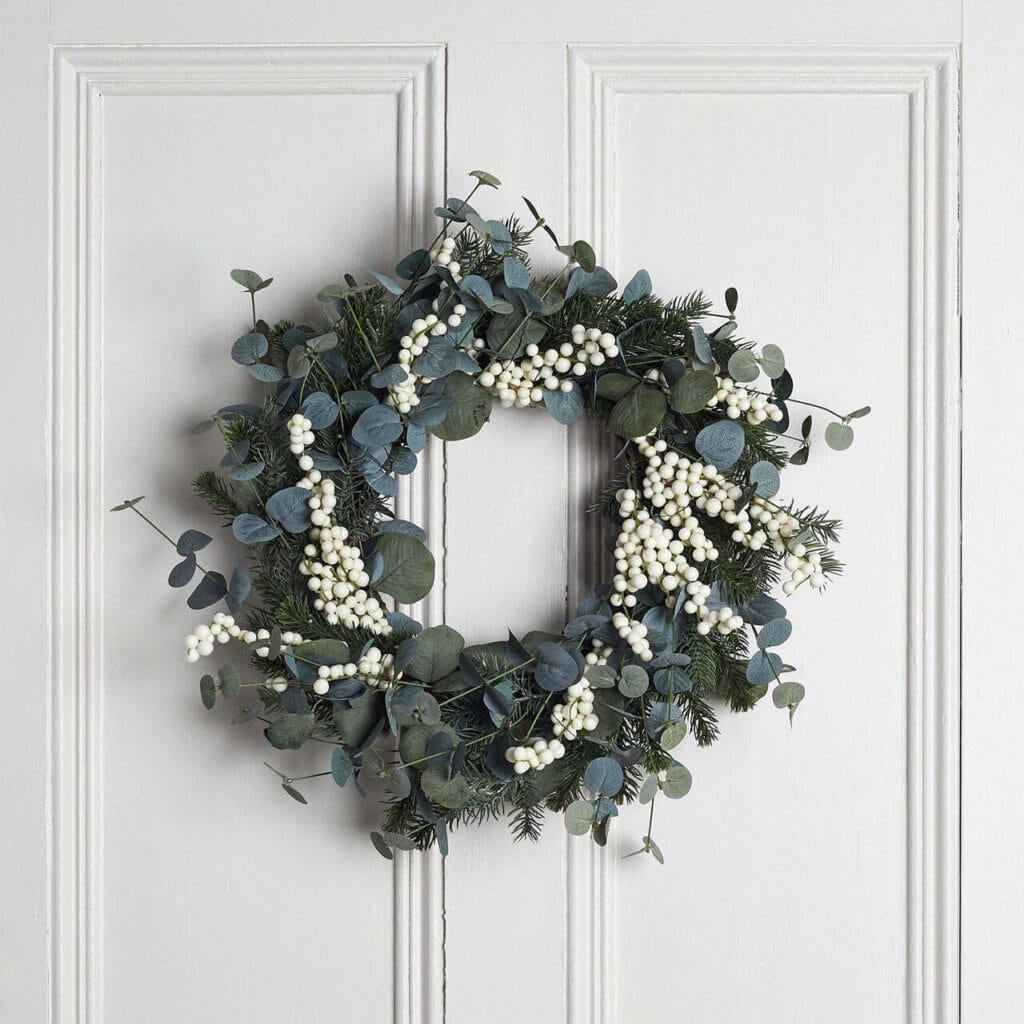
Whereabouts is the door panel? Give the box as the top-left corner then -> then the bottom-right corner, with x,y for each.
0,5 -> 982,1023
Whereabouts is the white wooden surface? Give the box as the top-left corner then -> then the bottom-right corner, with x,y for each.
3,2 -> 1017,1022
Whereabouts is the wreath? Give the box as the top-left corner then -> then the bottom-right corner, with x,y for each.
114,170 -> 868,862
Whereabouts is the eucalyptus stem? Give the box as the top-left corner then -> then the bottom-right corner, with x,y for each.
123,504 -> 220,582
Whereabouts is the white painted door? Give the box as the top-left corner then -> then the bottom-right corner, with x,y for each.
2,3 -> 1018,1022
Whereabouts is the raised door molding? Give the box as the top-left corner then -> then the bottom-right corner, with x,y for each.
50,43 -> 445,1024
567,44 -> 960,1024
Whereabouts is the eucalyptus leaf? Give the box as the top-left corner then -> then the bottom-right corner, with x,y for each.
264,713 -> 315,750
533,642 -> 583,692
373,532 -> 435,604
669,370 -> 718,415
760,343 -> 786,379
622,269 -> 652,304
404,624 -> 465,682
728,350 -> 760,383
618,664 -> 650,698
661,763 -> 693,799
757,618 -> 793,649
695,419 -> 745,470
584,756 -> 624,797
564,799 -> 595,836
232,513 -> 282,545
825,421 -> 855,450
749,460 -> 781,498
176,529 -> 212,555
429,372 -> 492,441
543,384 -> 584,424
596,373 -> 639,401
265,488 -> 313,534
199,675 -> 216,710
608,385 -> 666,439
168,554 -> 197,588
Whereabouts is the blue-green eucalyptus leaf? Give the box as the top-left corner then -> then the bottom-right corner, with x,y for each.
187,571 -> 228,610
176,529 -> 212,555
230,332 -> 268,366
232,513 -> 282,545
584,756 -> 624,796
265,488 -> 312,533
168,554 -> 197,588
695,419 -> 745,470
757,618 -> 793,649
622,269 -> 652,303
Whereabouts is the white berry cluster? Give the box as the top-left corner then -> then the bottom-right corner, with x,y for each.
288,413 -> 315,456
310,645 -> 397,695
295,470 -> 391,635
611,441 -> 745,638
584,640 -> 614,667
551,679 -> 600,740
636,437 -> 731,545
707,377 -> 784,425
673,583 -> 744,636
737,499 -> 827,594
505,736 -> 568,775
477,325 -> 619,408
611,611 -> 654,662
385,302 -> 469,414
428,236 -> 464,281
184,614 -> 303,662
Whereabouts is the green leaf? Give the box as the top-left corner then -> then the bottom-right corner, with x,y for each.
370,831 -> 395,860
230,268 -> 265,292
564,799 -> 595,836
404,624 -> 465,682
789,446 -> 810,466
585,664 -> 617,689
607,385 -> 667,439
645,836 -> 665,864
661,764 -> 692,799
638,775 -> 659,804
231,700 -> 264,725
287,346 -> 311,378
429,372 -> 493,441
596,373 -> 639,401
584,756 -> 624,796
760,343 -> 785,379
618,664 -> 649,698
380,830 -> 417,851
332,690 -> 384,747
669,369 -> 718,414
825,421 -> 854,451
218,664 -> 240,700
572,240 -> 596,273
294,638 -> 351,668
749,460 -> 781,498
660,720 -> 688,750
847,406 -> 872,419
695,419 -> 746,470
724,287 -> 738,313
264,713 -> 315,750
469,169 -> 502,188
773,680 -> 806,720
800,415 -> 813,440
199,675 -> 216,710
373,533 -> 435,604
281,783 -> 307,804
420,768 -> 471,809
727,350 -> 759,383
110,495 -> 145,512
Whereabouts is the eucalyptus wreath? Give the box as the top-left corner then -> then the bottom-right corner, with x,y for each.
114,171 -> 868,862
